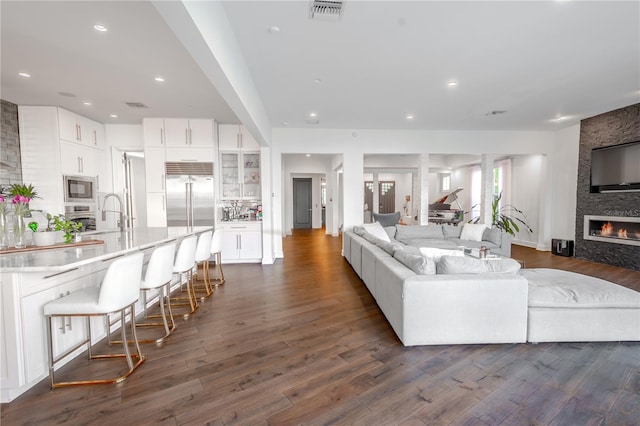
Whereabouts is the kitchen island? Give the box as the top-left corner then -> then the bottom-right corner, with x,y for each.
0,226 -> 211,402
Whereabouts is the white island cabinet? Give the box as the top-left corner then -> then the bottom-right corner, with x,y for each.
0,226 -> 211,403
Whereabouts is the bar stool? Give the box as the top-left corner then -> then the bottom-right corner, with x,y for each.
43,252 -> 145,388
169,235 -> 198,318
193,230 -> 213,299
208,228 -> 225,287
136,242 -> 177,343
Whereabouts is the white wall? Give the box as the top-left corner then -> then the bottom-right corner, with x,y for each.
549,124 -> 580,240
511,155 -> 545,248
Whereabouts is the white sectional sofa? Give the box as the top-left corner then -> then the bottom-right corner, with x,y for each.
344,229 -> 529,346
344,227 -> 640,346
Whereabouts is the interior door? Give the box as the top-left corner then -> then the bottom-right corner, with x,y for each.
364,182 -> 374,212
379,181 -> 395,213
293,178 -> 312,229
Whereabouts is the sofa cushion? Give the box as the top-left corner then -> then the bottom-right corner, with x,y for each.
374,238 -> 404,255
393,250 -> 436,275
442,225 -> 463,238
352,226 -> 365,237
483,228 -> 502,246
437,256 -> 521,274
419,247 -> 465,262
460,223 -> 487,241
396,224 -> 444,241
373,212 -> 401,227
522,268 -> 640,309
404,239 -> 458,250
362,222 -> 391,242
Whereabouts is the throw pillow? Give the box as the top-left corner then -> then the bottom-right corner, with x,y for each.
372,212 -> 401,227
383,226 -> 397,241
442,224 -> 462,238
419,247 -> 465,262
483,228 -> 502,246
393,250 -> 436,275
352,226 -> 365,237
362,221 -> 391,242
436,256 -> 521,274
460,223 -> 487,242
374,238 -> 403,255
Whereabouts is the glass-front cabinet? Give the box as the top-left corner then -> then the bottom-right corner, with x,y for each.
220,152 -> 260,199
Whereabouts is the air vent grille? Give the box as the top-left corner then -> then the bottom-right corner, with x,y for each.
165,162 -> 214,176
310,0 -> 344,20
125,102 -> 148,109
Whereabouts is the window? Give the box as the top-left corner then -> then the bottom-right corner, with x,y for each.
441,174 -> 451,192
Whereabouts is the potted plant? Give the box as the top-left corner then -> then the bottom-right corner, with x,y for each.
469,191 -> 533,236
29,213 -> 81,246
8,183 -> 38,218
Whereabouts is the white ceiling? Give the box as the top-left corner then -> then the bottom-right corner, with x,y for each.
2,0 -> 639,133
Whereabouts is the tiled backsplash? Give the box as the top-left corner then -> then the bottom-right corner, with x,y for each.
0,99 -> 22,187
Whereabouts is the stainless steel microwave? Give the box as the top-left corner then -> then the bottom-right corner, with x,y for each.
63,175 -> 96,203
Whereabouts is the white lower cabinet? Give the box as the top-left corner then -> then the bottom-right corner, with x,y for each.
218,222 -> 262,262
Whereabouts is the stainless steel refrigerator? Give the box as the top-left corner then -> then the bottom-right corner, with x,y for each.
165,162 -> 215,227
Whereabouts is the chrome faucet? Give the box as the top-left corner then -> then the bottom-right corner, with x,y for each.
102,193 -> 128,231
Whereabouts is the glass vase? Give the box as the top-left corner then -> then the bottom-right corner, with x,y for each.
13,213 -> 27,249
0,211 -> 7,250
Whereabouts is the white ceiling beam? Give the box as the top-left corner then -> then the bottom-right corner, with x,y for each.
152,0 -> 271,147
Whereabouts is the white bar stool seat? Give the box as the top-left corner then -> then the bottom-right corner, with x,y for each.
209,228 -> 225,287
136,242 -> 177,343
169,235 -> 198,318
193,230 -> 213,299
43,252 -> 145,388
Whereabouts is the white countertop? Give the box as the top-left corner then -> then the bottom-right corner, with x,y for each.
0,226 -> 212,273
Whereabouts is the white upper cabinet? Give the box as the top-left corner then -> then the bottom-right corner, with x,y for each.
58,108 -> 79,142
60,141 -> 95,177
57,107 -> 103,147
143,118 -> 165,147
164,118 -> 214,148
218,124 -> 259,151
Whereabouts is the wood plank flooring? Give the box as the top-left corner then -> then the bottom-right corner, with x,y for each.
2,229 -> 639,425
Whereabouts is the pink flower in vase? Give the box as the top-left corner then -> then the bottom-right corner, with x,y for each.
12,195 -> 31,216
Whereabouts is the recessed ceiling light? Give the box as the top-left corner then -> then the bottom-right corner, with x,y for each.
18,72 -> 31,78
313,78 -> 322,84
309,112 -> 317,118
551,115 -> 570,122
110,114 -> 118,118
406,114 -> 414,120
306,154 -> 311,157
269,26 -> 280,34
154,77 -> 165,82
282,122 -> 289,126
447,80 -> 458,87
93,24 -> 108,32
58,91 -> 76,98
83,101 -> 92,106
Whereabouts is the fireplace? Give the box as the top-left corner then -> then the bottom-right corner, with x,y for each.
584,215 -> 640,247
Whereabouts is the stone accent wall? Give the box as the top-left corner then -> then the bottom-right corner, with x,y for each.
575,103 -> 640,270
0,99 -> 22,187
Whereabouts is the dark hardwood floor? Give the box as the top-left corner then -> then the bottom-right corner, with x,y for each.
2,230 -> 639,425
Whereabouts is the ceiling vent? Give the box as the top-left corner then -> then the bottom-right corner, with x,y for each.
309,0 -> 344,20
484,110 -> 506,116
125,102 -> 148,109
305,117 -> 320,125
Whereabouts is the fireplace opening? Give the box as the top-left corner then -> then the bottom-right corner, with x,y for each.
584,215 -> 640,247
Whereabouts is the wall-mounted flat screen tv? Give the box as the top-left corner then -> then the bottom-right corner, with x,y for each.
590,141 -> 640,193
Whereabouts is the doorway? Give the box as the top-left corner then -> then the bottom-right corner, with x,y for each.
364,181 -> 396,214
293,178 -> 312,229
